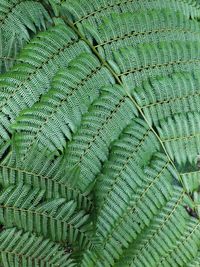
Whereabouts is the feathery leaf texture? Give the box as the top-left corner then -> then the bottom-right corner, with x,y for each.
12,52 -> 115,157
114,187 -> 189,267
63,0 -> 200,29
0,0 -> 200,266
132,71 -> 200,125
158,112 -> 200,165
0,147 -> 93,210
95,118 -> 160,211
65,85 -> 137,190
0,23 -> 89,150
90,154 -> 175,265
0,0 -> 51,73
181,170 -> 200,193
158,218 -> 200,267
0,184 -> 92,248
0,228 -> 75,267
86,10 -> 200,60
110,41 -> 200,89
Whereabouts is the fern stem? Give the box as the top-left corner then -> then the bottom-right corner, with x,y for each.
61,16 -> 195,206
61,17 -> 121,85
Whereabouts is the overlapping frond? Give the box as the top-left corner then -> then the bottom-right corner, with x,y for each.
65,85 -> 137,190
0,147 -> 93,210
0,0 -> 51,73
0,184 -> 92,248
181,170 -> 200,193
132,71 -> 200,125
0,23 -> 89,152
158,218 -> 200,267
85,10 -> 200,60
12,52 -> 114,157
0,0 -> 200,266
63,0 -> 200,31
0,228 -> 75,267
110,41 -> 200,89
81,153 -> 176,266
158,112 -> 200,165
114,187 -> 189,267
95,118 -> 160,211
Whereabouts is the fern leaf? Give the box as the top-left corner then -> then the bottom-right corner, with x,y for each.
158,218 -> 200,267
85,10 -> 200,60
63,0 -> 200,32
95,118 -> 160,211
0,23 -> 89,150
12,52 -> 114,157
87,153 -> 175,266
0,29 -> 25,74
181,170 -> 200,193
0,147 -> 93,210
158,112 -> 200,165
132,71 -> 200,125
0,228 -> 75,267
0,184 -> 92,248
0,1 -> 200,265
114,187 -> 189,267
0,0 -> 51,73
188,251 -> 200,267
110,41 -> 200,89
65,85 -> 137,190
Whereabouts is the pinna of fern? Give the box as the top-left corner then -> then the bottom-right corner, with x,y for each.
0,183 -> 92,248
0,0 -> 51,73
0,227 -> 76,267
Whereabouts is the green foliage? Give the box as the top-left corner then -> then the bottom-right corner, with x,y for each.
110,41 -> 200,88
85,10 -> 200,60
65,85 -> 137,190
0,0 -> 51,73
0,146 -> 93,210
158,112 -> 200,165
0,183 -> 91,247
114,187 -> 189,266
0,0 -> 200,266
0,228 -> 75,266
12,52 -> 114,156
63,0 -> 200,30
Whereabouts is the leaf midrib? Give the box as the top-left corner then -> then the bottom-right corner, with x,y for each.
63,17 -> 183,188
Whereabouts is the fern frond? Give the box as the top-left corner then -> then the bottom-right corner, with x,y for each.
158,218 -> 200,267
86,153 -> 175,266
181,170 -> 200,193
0,0 -> 50,38
0,184 -> 92,248
0,29 -> 25,74
0,0 -> 51,73
0,228 -> 75,267
132,71 -> 200,125
0,23 -> 89,150
110,41 -> 200,89
63,0 -> 200,31
158,112 -> 200,165
12,52 -> 114,157
65,85 -> 137,190
0,147 -> 93,210
188,251 -> 200,267
95,117 -> 160,211
114,187 -> 189,267
85,10 -> 200,60
0,1 -> 200,265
